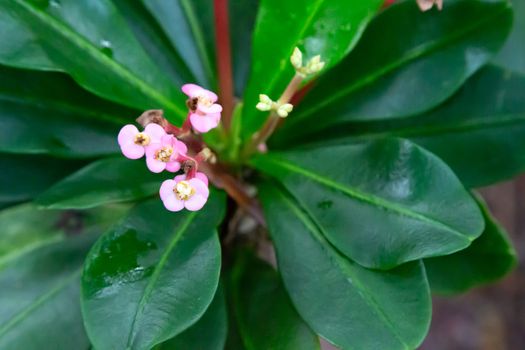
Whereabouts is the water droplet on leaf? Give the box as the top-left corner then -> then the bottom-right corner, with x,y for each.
99,39 -> 113,57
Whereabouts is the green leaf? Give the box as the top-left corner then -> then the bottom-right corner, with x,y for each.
0,202 -> 125,348
425,198 -> 517,295
310,65 -> 525,188
0,7 -> 58,70
0,203 -> 127,263
36,158 -> 166,209
282,0 -> 513,138
0,153 -> 84,207
494,0 -> 525,74
259,182 -> 431,350
111,0 -> 196,87
159,284 -> 228,350
0,65 -> 137,158
0,232 -> 98,349
230,0 -> 259,97
1,0 -> 187,122
228,250 -> 320,350
241,0 -> 383,138
142,0 -> 215,88
81,193 -> 225,350
252,138 -> 484,269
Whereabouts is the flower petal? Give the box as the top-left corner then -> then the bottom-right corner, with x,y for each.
144,123 -> 166,143
146,156 -> 166,173
121,143 -> 145,159
161,134 -> 175,146
165,161 -> 181,173
194,172 -> 209,186
174,174 -> 187,182
201,88 -> 218,103
189,178 -> 210,198
118,124 -> 139,146
190,113 -> 219,133
162,195 -> 185,212
181,83 -> 204,98
197,103 -> 222,114
175,139 -> 188,154
184,194 -> 207,211
159,179 -> 176,201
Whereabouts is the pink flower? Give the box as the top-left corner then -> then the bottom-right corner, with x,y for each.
117,123 -> 165,159
159,172 -> 210,211
182,83 -> 222,133
145,134 -> 188,173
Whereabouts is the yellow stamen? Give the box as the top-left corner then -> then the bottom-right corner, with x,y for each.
134,132 -> 150,146
155,146 -> 173,162
174,181 -> 195,200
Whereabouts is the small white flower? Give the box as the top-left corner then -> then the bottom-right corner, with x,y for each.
305,55 -> 325,74
290,47 -> 325,77
255,94 -> 293,118
276,103 -> 293,118
290,47 -> 303,70
256,94 -> 275,111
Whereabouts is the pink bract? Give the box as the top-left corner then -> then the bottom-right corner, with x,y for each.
182,83 -> 218,102
159,172 -> 210,212
145,134 -> 187,173
181,83 -> 222,133
117,123 -> 166,159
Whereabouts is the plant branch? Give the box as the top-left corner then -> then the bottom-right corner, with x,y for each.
214,0 -> 234,130
201,162 -> 266,227
243,74 -> 304,157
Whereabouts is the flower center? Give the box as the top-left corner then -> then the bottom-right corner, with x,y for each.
197,95 -> 213,107
174,181 -> 195,201
155,146 -> 173,162
134,132 -> 150,146
186,95 -> 213,112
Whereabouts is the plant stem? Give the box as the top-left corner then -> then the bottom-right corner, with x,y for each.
214,0 -> 234,130
201,162 -> 266,227
243,74 -> 303,157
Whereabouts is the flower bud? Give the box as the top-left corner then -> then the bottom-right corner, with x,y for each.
276,103 -> 293,118
290,47 -> 303,70
256,94 -> 275,111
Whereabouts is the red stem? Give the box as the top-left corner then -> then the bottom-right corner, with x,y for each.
214,0 -> 234,130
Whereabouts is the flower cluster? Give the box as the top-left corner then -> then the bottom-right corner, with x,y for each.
118,84 -> 221,212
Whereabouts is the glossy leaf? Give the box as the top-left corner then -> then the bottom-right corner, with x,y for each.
0,203 -> 127,263
111,0 -> 196,87
241,0 -> 383,138
0,65 -> 137,158
283,0 -> 513,138
494,0 -> 525,74
0,7 -> 58,70
252,138 -> 484,269
0,233 -> 97,349
142,0 -> 215,87
259,182 -> 431,350
230,0 -> 259,97
82,193 -> 225,350
309,66 -> 525,188
36,158 -> 166,209
425,198 -> 517,295
0,153 -> 84,207
1,0 -> 187,122
0,204 -> 126,349
229,250 -> 320,350
160,284 -> 227,350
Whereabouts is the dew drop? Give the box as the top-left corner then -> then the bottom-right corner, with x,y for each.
49,0 -> 60,8
99,39 -> 113,57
